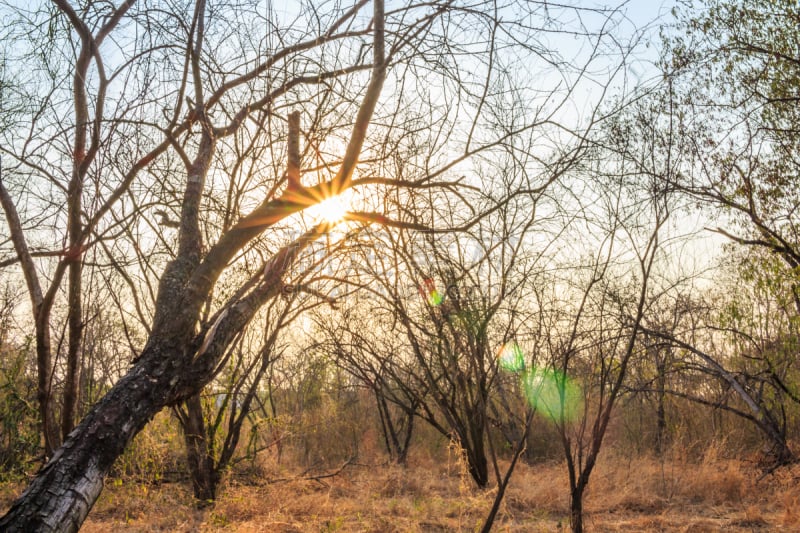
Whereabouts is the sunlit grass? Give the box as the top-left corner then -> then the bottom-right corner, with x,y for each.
44,451 -> 797,532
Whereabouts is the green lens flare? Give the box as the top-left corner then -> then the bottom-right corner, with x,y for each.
521,368 -> 582,422
497,341 -> 526,373
427,289 -> 443,306
420,278 -> 443,306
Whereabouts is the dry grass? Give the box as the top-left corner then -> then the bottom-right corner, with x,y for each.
2,448 -> 800,531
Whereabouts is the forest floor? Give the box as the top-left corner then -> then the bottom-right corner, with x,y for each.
2,450 -> 799,531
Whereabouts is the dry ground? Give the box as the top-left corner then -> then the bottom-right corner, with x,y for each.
3,449 -> 799,532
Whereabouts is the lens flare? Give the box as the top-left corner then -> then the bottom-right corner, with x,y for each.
420,277 -> 443,306
521,368 -> 582,422
497,341 -> 526,373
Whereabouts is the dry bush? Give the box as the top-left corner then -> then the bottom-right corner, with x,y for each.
112,411 -> 186,484
81,481 -> 202,532
767,461 -> 800,528
779,491 -> 800,527
282,392 -> 368,470
578,442 -> 749,515
675,452 -> 746,506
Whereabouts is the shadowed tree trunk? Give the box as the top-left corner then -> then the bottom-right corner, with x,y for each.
375,390 -> 416,465
0,356 -> 196,530
181,393 -> 217,504
654,349 -> 667,456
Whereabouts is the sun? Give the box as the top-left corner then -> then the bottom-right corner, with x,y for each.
307,194 -> 348,225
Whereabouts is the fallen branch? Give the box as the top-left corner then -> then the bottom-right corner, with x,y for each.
260,456 -> 355,487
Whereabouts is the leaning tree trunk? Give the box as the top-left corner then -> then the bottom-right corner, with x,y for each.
0,342 -> 189,532
0,220 -> 335,531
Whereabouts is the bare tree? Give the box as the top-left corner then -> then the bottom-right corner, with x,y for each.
317,175 -> 573,489
537,97 -> 678,531
0,1 -> 640,530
